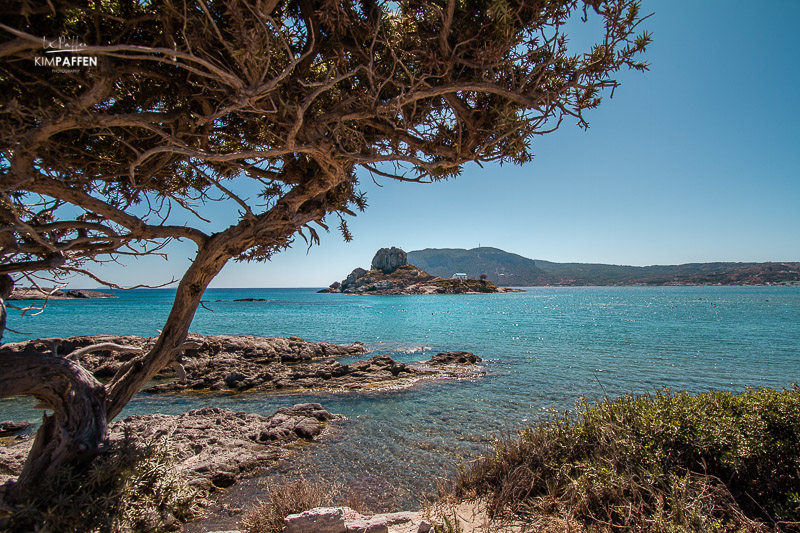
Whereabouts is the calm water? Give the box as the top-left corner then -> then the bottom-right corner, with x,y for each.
3,286 -> 800,508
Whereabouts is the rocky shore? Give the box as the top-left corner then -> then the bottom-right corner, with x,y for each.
0,335 -> 487,531
320,247 -> 523,295
2,335 -> 484,395
0,403 -> 341,493
8,288 -> 116,300
1,333 -> 368,379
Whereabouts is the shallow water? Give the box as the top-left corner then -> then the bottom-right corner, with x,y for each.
3,286 -> 799,509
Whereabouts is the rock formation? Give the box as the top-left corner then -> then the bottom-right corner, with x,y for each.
425,351 -> 482,365
283,506 -> 430,533
319,248 -> 523,295
1,334 -> 485,395
0,421 -> 30,436
8,288 -> 116,300
371,247 -> 408,274
0,403 -> 341,492
1,334 -> 368,380
145,354 -> 431,394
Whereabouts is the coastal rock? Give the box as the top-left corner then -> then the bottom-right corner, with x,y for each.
0,421 -> 31,436
344,268 -> 368,287
64,289 -> 115,298
0,334 -> 367,382
426,351 -> 482,365
284,507 -> 351,533
284,507 -> 417,533
319,248 -> 523,295
145,354 -> 429,394
119,404 -> 342,490
371,247 -> 408,274
8,288 -> 115,300
0,404 -> 342,491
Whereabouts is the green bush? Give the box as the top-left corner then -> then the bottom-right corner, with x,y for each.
455,387 -> 800,531
4,432 -> 197,532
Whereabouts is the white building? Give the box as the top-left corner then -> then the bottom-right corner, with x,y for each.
452,273 -> 467,280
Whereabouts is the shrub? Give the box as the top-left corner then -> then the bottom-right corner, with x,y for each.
454,387 -> 800,531
4,432 -> 197,532
242,477 -> 362,533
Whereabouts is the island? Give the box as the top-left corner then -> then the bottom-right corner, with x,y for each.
8,288 -> 116,300
319,247 -> 523,294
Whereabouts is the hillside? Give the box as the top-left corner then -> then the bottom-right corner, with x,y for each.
407,248 -> 800,287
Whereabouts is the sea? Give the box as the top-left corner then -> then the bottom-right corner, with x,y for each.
2,286 -> 800,511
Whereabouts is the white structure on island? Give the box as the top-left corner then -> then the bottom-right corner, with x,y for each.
452,273 -> 467,280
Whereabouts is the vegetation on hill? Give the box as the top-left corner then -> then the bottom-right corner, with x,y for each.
452,387 -> 800,531
408,248 -> 800,286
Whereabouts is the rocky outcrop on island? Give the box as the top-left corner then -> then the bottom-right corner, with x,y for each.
371,246 -> 408,274
8,287 -> 116,300
0,403 -> 341,492
320,247 -> 523,295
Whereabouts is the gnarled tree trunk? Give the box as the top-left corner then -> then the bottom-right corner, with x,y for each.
0,351 -> 108,503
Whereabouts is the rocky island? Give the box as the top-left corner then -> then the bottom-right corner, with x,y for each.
8,287 -> 116,300
319,247 -> 523,295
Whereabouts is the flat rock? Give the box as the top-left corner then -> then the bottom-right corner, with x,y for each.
0,404 -> 341,492
1,334 -> 367,382
285,507 -> 431,533
145,354 -> 432,394
0,421 -> 31,436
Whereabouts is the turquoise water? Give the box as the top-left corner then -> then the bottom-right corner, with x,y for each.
3,286 -> 800,508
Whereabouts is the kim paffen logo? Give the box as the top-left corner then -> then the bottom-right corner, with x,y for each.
35,36 -> 98,73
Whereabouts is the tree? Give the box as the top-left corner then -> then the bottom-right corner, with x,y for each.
0,0 -> 650,501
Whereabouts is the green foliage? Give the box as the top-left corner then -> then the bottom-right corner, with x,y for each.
1,0 -> 651,273
454,387 -> 800,531
5,434 -> 197,533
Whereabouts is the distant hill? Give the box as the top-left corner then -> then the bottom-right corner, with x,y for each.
407,248 -> 800,286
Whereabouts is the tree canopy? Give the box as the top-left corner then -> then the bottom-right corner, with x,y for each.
0,0 -> 649,502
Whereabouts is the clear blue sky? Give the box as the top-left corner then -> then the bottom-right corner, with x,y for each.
86,0 -> 800,288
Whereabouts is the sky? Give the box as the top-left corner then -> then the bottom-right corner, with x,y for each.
84,0 -> 800,288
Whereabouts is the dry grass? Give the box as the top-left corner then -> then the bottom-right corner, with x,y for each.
3,432 -> 197,532
242,476 -> 370,533
452,387 -> 800,532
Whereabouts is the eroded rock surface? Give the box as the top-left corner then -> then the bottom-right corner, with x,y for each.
1,334 -> 367,381
284,506 -> 426,533
0,404 -> 341,491
145,354 -> 430,394
426,351 -> 482,365
371,247 -> 408,274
